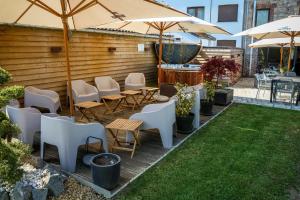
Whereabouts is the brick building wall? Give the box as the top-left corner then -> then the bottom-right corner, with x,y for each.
242,0 -> 300,76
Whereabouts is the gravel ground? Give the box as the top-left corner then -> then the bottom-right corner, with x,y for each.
50,178 -> 106,200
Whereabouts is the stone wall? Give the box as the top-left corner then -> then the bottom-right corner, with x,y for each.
242,0 -> 300,76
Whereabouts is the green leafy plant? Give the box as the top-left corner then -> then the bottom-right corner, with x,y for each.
0,66 -> 29,186
204,81 -> 216,102
174,83 -> 195,117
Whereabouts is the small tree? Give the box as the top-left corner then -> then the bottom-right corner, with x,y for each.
0,67 -> 30,186
201,56 -> 241,88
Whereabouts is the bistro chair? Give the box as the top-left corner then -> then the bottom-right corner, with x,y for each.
95,76 -> 120,98
125,73 -> 146,90
256,73 -> 272,99
273,78 -> 296,106
68,80 -> 99,104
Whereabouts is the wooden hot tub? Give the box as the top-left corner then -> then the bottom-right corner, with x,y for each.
159,64 -> 203,86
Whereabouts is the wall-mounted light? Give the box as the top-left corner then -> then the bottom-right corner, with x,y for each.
144,47 -> 151,52
50,46 -> 62,53
108,47 -> 117,52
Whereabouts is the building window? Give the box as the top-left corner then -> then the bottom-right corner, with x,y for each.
217,40 -> 236,47
187,7 -> 205,20
218,4 -> 238,22
256,9 -> 270,26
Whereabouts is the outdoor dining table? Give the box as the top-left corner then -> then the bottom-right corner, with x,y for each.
102,95 -> 126,114
270,76 -> 300,103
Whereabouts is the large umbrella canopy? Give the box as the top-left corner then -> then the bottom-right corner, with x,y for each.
97,16 -> 230,85
249,37 -> 300,48
234,15 -> 300,71
249,37 -> 300,68
0,0 -> 188,114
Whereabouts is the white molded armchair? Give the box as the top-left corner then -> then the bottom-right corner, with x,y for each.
129,100 -> 176,149
25,86 -> 61,113
68,80 -> 99,104
41,115 -> 108,172
95,76 -> 120,98
6,106 -> 41,146
125,73 -> 146,90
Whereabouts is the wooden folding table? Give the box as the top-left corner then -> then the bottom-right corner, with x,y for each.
102,95 -> 126,114
106,119 -> 143,158
139,87 -> 159,104
74,101 -> 104,122
121,90 -> 142,110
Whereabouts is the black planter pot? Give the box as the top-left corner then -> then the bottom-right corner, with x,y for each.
176,113 -> 195,134
201,99 -> 214,116
214,89 -> 233,106
91,153 -> 121,190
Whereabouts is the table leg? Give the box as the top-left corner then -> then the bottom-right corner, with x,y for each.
112,98 -> 124,112
107,129 -> 122,147
103,99 -> 113,114
139,91 -> 149,104
131,95 -> 140,110
78,107 -> 92,122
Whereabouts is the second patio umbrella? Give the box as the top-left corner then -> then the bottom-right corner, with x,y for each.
97,16 -> 230,85
235,15 -> 300,71
249,37 -> 300,68
0,0 -> 188,114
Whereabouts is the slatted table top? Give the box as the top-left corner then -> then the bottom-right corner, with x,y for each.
102,94 -> 126,101
121,90 -> 142,95
140,87 -> 159,91
74,101 -> 103,109
106,118 -> 143,132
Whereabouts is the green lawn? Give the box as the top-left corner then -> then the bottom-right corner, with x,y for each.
118,104 -> 300,200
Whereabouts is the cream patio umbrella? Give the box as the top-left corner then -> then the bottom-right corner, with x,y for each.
235,15 -> 300,71
0,0 -> 188,115
97,16 -> 230,85
249,37 -> 300,68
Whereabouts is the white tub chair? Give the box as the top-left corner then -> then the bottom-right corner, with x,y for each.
94,76 -> 120,98
6,106 -> 41,146
68,80 -> 99,104
129,100 -> 176,149
25,86 -> 61,113
125,73 -> 146,90
41,115 -> 108,172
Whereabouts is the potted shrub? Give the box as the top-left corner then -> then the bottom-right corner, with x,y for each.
201,56 -> 240,106
91,153 -> 121,190
201,81 -> 215,116
0,67 -> 30,187
174,83 -> 195,134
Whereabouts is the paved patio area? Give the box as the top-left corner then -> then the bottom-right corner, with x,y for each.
231,78 -> 300,111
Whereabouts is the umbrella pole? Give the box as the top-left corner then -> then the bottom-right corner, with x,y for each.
280,45 -> 283,69
158,28 -> 164,86
287,34 -> 295,71
62,18 -> 74,115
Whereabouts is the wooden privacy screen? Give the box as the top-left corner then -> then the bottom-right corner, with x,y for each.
0,25 -> 158,105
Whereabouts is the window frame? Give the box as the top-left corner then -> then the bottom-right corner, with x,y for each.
216,40 -> 237,47
187,6 -> 205,20
255,8 -> 270,26
218,4 -> 239,22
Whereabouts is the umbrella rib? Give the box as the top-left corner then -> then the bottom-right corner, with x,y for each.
164,22 -> 179,30
68,0 -> 97,16
68,0 -> 88,16
118,22 -> 132,30
66,0 -> 76,29
26,0 -> 61,17
145,22 -> 160,31
145,24 -> 151,34
96,1 -> 125,21
15,0 -> 37,23
143,0 -> 189,17
177,23 -> 187,32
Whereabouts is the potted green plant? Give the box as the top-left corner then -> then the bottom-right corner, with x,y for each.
201,56 -> 240,106
174,83 -> 195,134
200,81 -> 215,116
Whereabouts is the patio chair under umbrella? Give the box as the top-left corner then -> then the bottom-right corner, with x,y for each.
0,0 -> 188,114
235,15 -> 300,71
97,16 -> 230,85
249,37 -> 300,68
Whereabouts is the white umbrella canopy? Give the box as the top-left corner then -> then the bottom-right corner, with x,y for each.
235,15 -> 300,71
0,0 -> 189,114
97,16 -> 230,85
249,37 -> 300,68
0,0 -> 188,29
249,37 -> 300,48
234,15 -> 300,39
97,17 -> 230,35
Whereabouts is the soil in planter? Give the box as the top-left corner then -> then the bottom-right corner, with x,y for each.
93,156 -> 118,166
